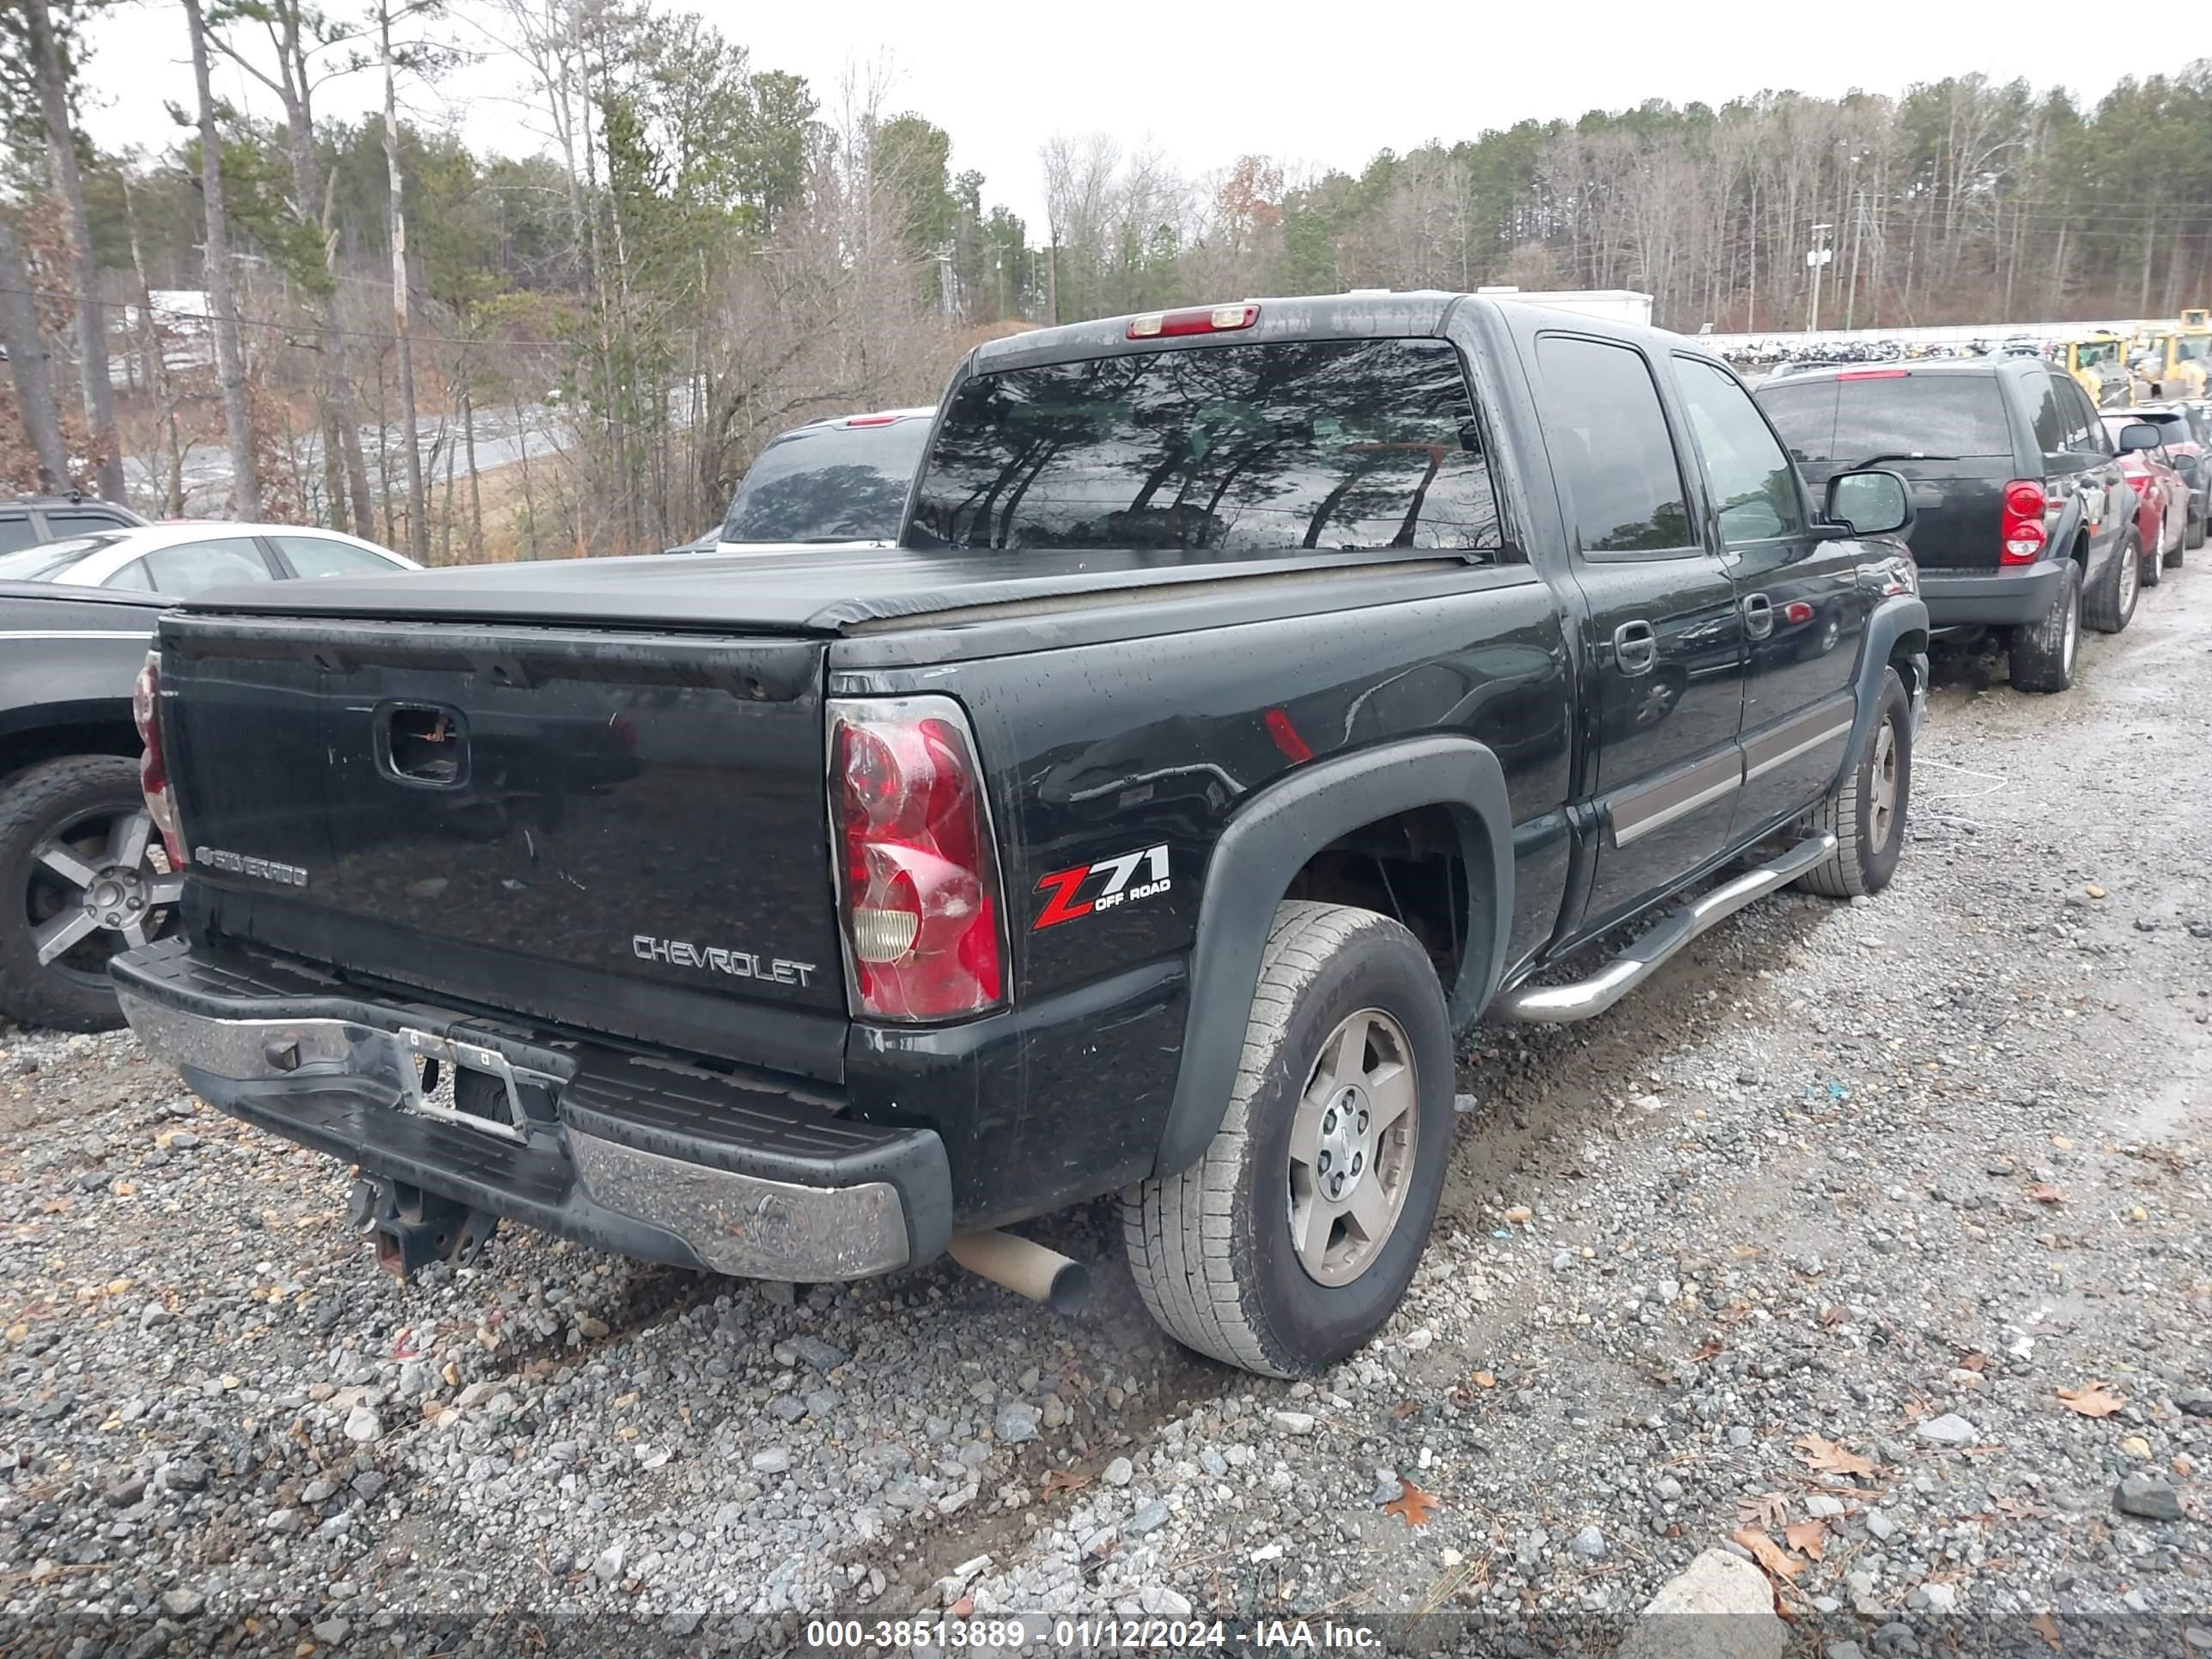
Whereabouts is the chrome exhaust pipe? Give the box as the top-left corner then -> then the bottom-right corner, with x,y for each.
948,1231 -> 1090,1316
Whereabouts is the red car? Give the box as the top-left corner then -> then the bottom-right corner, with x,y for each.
2102,413 -> 2189,570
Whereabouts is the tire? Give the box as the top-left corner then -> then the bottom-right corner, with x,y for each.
2008,560 -> 2081,694
0,757 -> 183,1032
1796,666 -> 1911,900
2142,530 -> 2162,588
1121,902 -> 1454,1376
2084,531 -> 2141,634
2179,505 -> 2202,558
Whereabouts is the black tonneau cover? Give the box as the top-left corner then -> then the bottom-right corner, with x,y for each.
173,544 -> 1450,635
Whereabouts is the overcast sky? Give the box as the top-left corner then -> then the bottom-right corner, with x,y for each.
79,0 -> 2124,232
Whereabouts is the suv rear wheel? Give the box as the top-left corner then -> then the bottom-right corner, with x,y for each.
1796,667 -> 1911,899
0,757 -> 183,1031
1122,902 -> 1453,1376
2008,560 -> 2081,694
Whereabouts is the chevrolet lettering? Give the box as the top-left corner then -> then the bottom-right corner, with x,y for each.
632,934 -> 817,987
114,292 -> 1927,1378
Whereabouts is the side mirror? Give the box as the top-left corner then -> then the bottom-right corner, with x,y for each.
1824,468 -> 1914,538
2117,422 -> 2161,452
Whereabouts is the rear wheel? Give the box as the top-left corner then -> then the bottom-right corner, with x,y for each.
2084,531 -> 2141,634
2008,560 -> 2081,694
1121,902 -> 1453,1376
2179,503 -> 2203,559
0,757 -> 184,1031
1796,667 -> 1911,900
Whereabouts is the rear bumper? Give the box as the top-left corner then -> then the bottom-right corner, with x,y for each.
112,939 -> 951,1281
1918,560 -> 2064,629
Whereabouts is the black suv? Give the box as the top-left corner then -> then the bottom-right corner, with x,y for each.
1759,359 -> 2142,693
0,495 -> 146,553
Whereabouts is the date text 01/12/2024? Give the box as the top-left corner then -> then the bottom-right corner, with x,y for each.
801,1617 -> 1382,1650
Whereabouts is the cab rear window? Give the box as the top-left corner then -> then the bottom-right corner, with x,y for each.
908,337 -> 1504,556
1758,374 -> 2014,466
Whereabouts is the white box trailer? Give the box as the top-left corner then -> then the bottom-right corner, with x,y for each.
1474,286 -> 1655,326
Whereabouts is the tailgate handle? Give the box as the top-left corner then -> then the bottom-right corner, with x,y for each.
377,702 -> 470,789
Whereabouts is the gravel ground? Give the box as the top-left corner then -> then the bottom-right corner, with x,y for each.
3,569 -> 2208,1656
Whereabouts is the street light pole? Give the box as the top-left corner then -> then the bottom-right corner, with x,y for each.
1806,222 -> 1834,334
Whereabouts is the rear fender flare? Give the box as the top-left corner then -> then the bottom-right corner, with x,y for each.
1838,594 -> 1929,783
1152,736 -> 1513,1178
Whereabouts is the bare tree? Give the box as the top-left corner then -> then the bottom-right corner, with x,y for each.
377,0 -> 429,561
0,208 -> 70,493
24,0 -> 127,501
182,0 -> 261,515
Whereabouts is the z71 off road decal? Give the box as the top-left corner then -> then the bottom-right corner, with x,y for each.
1032,843 -> 1171,929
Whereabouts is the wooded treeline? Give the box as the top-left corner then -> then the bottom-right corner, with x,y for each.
2,3 -> 2207,559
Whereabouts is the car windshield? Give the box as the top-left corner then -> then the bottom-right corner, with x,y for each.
720,419 -> 933,544
908,337 -> 1503,553
1757,374 -> 2014,465
0,532 -> 128,582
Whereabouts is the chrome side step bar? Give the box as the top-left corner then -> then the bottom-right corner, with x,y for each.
1492,832 -> 1837,1025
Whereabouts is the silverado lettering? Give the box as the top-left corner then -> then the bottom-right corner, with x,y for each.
192,847 -> 309,888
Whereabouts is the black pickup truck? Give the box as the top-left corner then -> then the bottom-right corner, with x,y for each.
116,295 -> 1928,1376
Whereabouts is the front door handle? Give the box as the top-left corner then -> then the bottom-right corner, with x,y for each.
1741,592 -> 1775,640
1613,619 -> 1657,676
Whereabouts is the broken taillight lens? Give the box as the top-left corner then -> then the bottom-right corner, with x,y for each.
829,696 -> 1005,1021
132,650 -> 186,867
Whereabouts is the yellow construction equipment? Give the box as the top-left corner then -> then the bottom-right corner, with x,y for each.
2053,331 -> 2136,408
2130,315 -> 2211,400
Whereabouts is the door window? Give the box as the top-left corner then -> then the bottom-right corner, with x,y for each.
2059,380 -> 2106,453
1536,336 -> 1695,556
2027,377 -> 2069,455
142,538 -> 277,597
1674,358 -> 1804,543
103,557 -> 155,592
270,534 -> 401,580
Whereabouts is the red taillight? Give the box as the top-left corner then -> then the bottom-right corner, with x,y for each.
2001,480 -> 2048,564
1127,302 -> 1260,340
132,652 -> 186,867
845,414 -> 897,427
1838,368 -> 1909,380
1782,600 -> 1814,625
830,696 -> 1004,1021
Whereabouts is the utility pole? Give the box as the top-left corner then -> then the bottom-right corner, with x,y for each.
1805,222 -> 1834,334
1844,187 -> 1866,333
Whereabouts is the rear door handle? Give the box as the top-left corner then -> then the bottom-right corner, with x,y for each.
1741,592 -> 1774,640
1613,619 -> 1657,676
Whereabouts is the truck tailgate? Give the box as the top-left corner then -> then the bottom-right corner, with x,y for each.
159,613 -> 847,1064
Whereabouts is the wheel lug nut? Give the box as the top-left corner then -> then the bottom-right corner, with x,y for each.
1317,1151 -> 1330,1172
1352,1152 -> 1363,1173
1322,1110 -> 1336,1133
1358,1111 -> 1369,1132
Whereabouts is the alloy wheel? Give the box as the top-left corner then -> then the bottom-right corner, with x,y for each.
1286,1008 -> 1419,1288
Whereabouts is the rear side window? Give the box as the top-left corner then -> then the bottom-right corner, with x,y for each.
1536,335 -> 1693,555
0,515 -> 41,555
143,538 -> 276,597
2027,377 -> 2068,454
1758,374 -> 2014,466
270,534 -> 399,580
723,421 -> 931,544
908,337 -> 1504,556
2061,382 -> 2109,454
46,509 -> 132,536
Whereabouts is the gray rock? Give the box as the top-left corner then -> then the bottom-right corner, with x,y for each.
1271,1410 -> 1317,1435
793,1336 -> 848,1372
995,1404 -> 1039,1444
350,1470 -> 385,1500
1653,1476 -> 1685,1503
2115,1474 -> 2183,1522
1140,1585 -> 1193,1618
661,1612 -> 702,1638
1127,1499 -> 1171,1536
311,1619 -> 350,1644
159,1588 -> 204,1620
751,1448 -> 792,1475
1807,1494 -> 1846,1519
342,1404 -> 381,1443
1728,1425 -> 1754,1448
769,1395 -> 806,1424
1865,1508 -> 1898,1542
1922,1583 -> 1960,1614
1103,1456 -> 1133,1487
104,1475 -> 146,1509
593,1545 -> 627,1584
301,1478 -> 337,1504
1613,1549 -> 1787,1659
1915,1413 -> 1976,1447
165,1458 -> 210,1494
2177,1388 -> 2212,1419
1570,1524 -> 1607,1559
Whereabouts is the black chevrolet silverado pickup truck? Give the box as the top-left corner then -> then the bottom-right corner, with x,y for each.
116,295 -> 1928,1376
